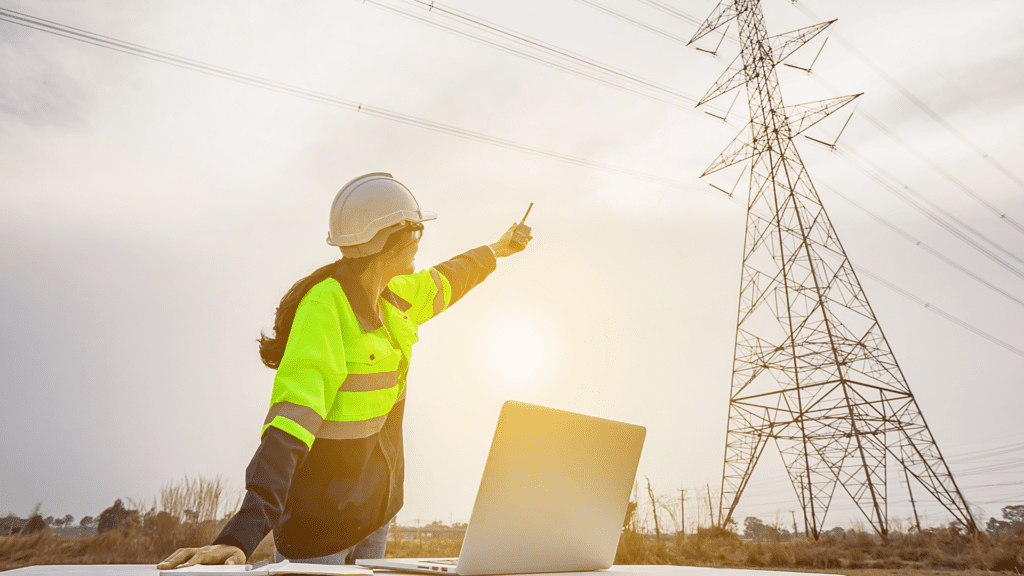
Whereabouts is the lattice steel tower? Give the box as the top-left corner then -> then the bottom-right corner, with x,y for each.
688,0 -> 977,537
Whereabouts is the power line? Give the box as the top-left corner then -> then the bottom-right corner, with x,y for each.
0,6 -> 708,192
569,0 -> 693,47
358,0 -> 731,118
815,179 -> 1024,309
383,0 -> 1024,276
837,147 -> 1024,282
634,0 -> 708,29
577,0 -> 1024,300
5,5 -> 1019,366
834,142 -> 1024,270
794,2 -> 1024,236
576,1 -> 1024,359
852,263 -> 1024,359
606,0 -> 1024,250
811,75 -> 1024,239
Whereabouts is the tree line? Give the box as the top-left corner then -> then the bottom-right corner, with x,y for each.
1,499 -> 183,537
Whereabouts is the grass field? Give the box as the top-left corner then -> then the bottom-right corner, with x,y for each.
3,522 -> 1023,574
2,477 -> 1021,574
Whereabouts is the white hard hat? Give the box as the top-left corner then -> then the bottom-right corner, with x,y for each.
326,172 -> 437,257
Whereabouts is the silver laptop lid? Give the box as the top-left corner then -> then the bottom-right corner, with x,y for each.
456,401 -> 646,576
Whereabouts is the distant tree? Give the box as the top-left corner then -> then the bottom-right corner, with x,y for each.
987,517 -> 1013,537
987,504 -> 1024,537
824,526 -> 846,538
744,517 -> 766,539
53,517 -> 65,528
63,514 -> 74,526
144,511 -> 178,536
80,516 -> 95,528
23,515 -> 47,534
743,516 -> 783,541
1,514 -> 24,537
1002,505 -> 1024,525
98,499 -> 132,533
44,515 -> 55,526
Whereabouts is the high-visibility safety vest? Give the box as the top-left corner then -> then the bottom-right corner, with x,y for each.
213,246 -> 497,561
263,265 -> 449,448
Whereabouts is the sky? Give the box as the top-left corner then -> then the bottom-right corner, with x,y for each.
1,0 -> 1023,536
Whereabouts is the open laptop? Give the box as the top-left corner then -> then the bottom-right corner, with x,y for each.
357,400 -> 646,576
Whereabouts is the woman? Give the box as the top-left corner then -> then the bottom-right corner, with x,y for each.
158,173 -> 531,568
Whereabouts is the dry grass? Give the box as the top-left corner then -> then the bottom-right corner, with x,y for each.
3,477 -> 1022,575
1,476 -> 237,572
611,525 -> 1024,573
385,529 -> 463,559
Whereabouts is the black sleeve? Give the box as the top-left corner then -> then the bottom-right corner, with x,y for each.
213,427 -> 308,558
434,246 -> 498,307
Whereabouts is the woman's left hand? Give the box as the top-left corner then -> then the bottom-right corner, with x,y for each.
490,224 -> 532,258
156,544 -> 246,569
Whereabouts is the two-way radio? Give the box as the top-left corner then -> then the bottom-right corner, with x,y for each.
510,202 -> 533,250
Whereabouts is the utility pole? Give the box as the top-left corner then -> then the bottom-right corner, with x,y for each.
706,484 -> 715,527
790,510 -> 798,538
688,0 -> 978,538
680,489 -> 686,537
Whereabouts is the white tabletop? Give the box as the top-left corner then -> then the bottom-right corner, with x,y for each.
2,566 -> 820,576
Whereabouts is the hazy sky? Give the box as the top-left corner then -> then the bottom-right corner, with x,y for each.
2,0 -> 1023,534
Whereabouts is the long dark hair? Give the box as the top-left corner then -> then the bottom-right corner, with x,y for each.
258,227 -> 416,369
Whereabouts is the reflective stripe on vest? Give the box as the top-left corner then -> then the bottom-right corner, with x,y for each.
343,371 -> 398,392
265,386 -> 408,441
318,387 -> 407,439
264,401 -> 324,438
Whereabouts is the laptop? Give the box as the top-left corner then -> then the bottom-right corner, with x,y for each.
357,400 -> 646,576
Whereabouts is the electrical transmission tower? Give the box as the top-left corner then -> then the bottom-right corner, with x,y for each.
688,0 -> 977,537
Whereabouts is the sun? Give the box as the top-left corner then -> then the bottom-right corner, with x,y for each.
472,302 -> 566,395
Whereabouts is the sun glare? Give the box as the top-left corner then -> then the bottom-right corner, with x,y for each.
473,302 -> 566,395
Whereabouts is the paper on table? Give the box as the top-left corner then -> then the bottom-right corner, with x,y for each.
158,560 -> 372,576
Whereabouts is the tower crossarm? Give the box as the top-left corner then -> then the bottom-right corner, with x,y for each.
688,1 -> 740,46
698,53 -> 747,107
702,121 -> 756,176
769,20 -> 836,66
786,94 -> 862,137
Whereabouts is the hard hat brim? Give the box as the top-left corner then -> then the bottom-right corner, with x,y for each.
327,209 -> 436,247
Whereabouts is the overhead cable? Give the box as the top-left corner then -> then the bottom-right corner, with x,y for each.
596,1 -> 1024,301
634,0 -> 707,29
828,136 -> 1024,270
795,1 -> 1024,202
811,75 -> 1024,238
358,0 -> 731,118
816,179 -> 1024,309
851,263 -> 1024,359
836,148 -> 1024,282
5,5 -> 1016,364
0,7 -> 708,193
632,0 -> 1024,239
569,0 -> 693,47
